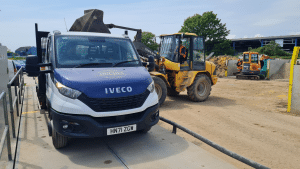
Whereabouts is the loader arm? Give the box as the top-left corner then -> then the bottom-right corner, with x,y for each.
105,24 -> 160,59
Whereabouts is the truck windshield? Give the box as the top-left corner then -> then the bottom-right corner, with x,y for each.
55,35 -> 140,68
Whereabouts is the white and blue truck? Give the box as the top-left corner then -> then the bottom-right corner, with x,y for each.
26,19 -> 159,148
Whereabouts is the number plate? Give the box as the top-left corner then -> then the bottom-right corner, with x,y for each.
107,124 -> 137,135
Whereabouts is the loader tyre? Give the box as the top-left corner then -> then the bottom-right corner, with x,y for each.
167,87 -> 180,96
152,76 -> 167,106
187,74 -> 211,102
52,127 -> 68,149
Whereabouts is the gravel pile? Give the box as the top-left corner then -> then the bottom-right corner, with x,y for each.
209,55 -> 238,77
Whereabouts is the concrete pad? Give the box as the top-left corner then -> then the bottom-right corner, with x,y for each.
16,86 -> 124,169
227,60 -> 238,76
15,76 -> 237,169
269,60 -> 290,79
291,65 -> 300,114
104,126 -> 236,169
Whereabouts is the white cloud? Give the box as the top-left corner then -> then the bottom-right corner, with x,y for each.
227,34 -> 236,39
254,34 -> 264,37
289,32 -> 300,35
243,35 -> 248,38
253,19 -> 283,27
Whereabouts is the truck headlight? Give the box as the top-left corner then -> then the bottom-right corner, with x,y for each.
55,80 -> 81,99
147,80 -> 155,93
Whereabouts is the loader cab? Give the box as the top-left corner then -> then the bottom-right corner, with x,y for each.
159,33 -> 205,71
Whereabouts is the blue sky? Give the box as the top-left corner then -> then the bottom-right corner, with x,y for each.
1,0 -> 300,51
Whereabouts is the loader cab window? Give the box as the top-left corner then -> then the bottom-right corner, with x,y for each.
179,38 -> 189,63
243,54 -> 249,62
251,54 -> 258,63
55,35 -> 140,68
192,36 -> 205,62
159,35 -> 178,61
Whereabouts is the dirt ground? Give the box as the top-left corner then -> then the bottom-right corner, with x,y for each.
158,77 -> 300,169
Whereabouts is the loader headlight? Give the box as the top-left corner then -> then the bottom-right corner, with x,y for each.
55,79 -> 81,99
147,80 -> 155,93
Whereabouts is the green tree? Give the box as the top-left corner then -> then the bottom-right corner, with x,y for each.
141,32 -> 159,51
250,41 -> 292,57
179,11 -> 233,55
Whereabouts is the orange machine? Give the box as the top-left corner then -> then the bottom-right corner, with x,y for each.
236,52 -> 272,79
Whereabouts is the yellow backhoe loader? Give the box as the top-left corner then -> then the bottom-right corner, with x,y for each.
147,33 -> 218,105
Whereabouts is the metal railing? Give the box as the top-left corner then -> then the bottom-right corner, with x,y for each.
0,91 -> 12,161
159,116 -> 270,169
0,67 -> 25,166
7,68 -> 25,138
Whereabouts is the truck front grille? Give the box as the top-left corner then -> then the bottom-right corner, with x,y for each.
78,90 -> 150,112
93,111 -> 145,125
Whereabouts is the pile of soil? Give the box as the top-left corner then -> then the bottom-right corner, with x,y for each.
209,55 -> 238,77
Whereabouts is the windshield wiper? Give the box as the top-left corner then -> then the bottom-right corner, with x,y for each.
113,60 -> 139,67
73,63 -> 113,68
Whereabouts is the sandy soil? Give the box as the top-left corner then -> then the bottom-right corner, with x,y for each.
158,77 -> 300,169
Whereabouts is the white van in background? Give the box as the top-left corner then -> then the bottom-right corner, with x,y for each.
7,60 -> 17,81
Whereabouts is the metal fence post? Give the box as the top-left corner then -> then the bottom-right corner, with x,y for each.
14,82 -> 20,117
19,70 -> 23,104
7,86 -> 16,138
3,93 -> 12,160
172,126 -> 177,134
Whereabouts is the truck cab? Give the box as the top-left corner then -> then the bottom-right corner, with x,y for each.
27,28 -> 159,148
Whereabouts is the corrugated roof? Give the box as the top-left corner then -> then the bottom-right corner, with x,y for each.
160,32 -> 197,37
230,35 -> 300,41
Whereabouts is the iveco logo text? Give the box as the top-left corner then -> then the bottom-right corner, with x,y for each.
105,87 -> 132,94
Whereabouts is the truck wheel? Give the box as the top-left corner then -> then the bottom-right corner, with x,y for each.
152,76 -> 167,106
187,74 -> 211,102
52,128 -> 68,149
167,87 -> 179,96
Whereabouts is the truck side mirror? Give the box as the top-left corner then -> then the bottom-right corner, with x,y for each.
148,55 -> 155,72
26,55 -> 39,77
26,55 -> 53,77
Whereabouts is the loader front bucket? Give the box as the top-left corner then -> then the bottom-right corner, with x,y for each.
69,9 -> 111,33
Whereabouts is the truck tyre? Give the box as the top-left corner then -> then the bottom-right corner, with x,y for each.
52,128 -> 68,149
187,74 -> 211,102
167,87 -> 179,96
152,76 -> 167,106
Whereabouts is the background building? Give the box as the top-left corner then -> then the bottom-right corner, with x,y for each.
230,35 -> 300,55
15,46 -> 37,56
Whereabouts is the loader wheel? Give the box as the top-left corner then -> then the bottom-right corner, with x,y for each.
187,74 -> 211,102
167,87 -> 180,96
152,76 -> 167,106
52,128 -> 68,149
